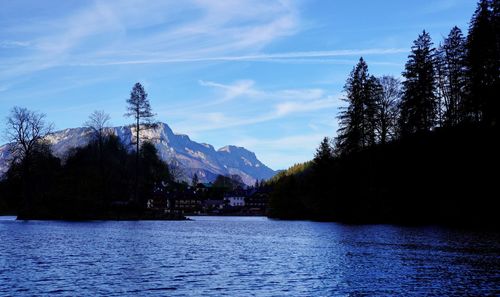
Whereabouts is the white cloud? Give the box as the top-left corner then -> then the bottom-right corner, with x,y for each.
234,133 -> 328,169
71,48 -> 408,66
236,133 -> 326,151
199,79 -> 329,103
275,96 -> 339,116
170,80 -> 341,134
0,1 -> 299,80
0,40 -> 31,48
199,80 -> 257,102
0,0 -> 408,82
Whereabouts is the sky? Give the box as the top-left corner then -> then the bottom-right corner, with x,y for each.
0,0 -> 477,170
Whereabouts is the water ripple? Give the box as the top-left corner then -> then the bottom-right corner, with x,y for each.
1,216 -> 499,296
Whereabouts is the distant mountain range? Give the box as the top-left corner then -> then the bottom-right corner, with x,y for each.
0,122 -> 276,185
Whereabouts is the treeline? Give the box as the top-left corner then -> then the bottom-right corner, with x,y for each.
0,83 -> 180,219
0,135 -> 172,219
268,0 -> 500,226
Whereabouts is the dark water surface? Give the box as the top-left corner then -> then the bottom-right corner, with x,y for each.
1,216 -> 499,296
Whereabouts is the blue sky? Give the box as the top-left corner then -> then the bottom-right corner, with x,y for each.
0,0 -> 477,169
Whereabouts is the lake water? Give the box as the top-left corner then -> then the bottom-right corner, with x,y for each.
1,216 -> 499,296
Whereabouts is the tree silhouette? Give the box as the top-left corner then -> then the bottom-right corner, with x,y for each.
84,110 -> 111,147
335,58 -> 378,155
314,137 -> 334,165
400,31 -> 438,135
83,110 -> 112,204
375,76 -> 401,144
125,82 -> 156,203
4,107 -> 56,217
465,0 -> 499,124
192,173 -> 199,187
5,106 -> 53,163
436,27 -> 467,126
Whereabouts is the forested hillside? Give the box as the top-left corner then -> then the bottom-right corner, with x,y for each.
268,0 -> 500,226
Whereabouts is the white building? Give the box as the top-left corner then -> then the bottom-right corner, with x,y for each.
225,196 -> 245,207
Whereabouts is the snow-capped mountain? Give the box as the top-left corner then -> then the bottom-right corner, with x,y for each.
0,123 -> 276,185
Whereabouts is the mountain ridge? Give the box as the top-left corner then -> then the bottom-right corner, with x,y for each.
0,122 -> 276,185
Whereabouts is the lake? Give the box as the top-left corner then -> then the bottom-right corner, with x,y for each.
1,216 -> 499,296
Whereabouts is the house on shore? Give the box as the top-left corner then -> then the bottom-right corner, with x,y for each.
224,189 -> 246,208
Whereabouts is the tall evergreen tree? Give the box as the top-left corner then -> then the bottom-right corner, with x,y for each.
465,0 -> 499,124
436,26 -> 467,126
335,57 -> 378,155
493,0 -> 500,125
400,31 -> 438,135
494,0 -> 500,54
314,137 -> 334,166
125,82 -> 156,203
365,75 -> 382,146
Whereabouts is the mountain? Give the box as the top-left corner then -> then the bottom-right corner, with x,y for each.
0,123 -> 276,185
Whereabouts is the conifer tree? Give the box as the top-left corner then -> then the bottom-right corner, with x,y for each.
400,31 -> 438,135
465,0 -> 499,124
314,137 -> 334,166
335,58 -> 378,155
436,26 -> 467,126
494,0 -> 500,53
125,82 -> 156,204
365,75 -> 382,146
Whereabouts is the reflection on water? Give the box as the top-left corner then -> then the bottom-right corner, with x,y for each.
1,216 -> 499,296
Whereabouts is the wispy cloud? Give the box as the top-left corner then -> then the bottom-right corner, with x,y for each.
234,133 -> 329,169
199,80 -> 257,103
0,1 -> 299,80
422,0 -> 462,14
235,133 -> 327,151
170,80 -> 340,134
0,40 -> 31,48
200,79 -> 327,102
275,97 -> 338,116
0,0 -> 407,85
70,48 -> 408,66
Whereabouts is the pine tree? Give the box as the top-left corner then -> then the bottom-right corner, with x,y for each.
494,0 -> 500,125
465,0 -> 499,124
125,82 -> 156,204
335,58 -> 378,155
314,137 -> 334,165
400,31 -> 438,135
436,26 -> 467,126
365,75 -> 382,146
494,0 -> 500,54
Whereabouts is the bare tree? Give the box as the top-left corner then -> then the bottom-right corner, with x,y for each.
5,106 -> 53,162
191,173 -> 199,187
84,111 -> 111,196
376,76 -> 401,144
84,110 -> 111,144
168,157 -> 185,182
